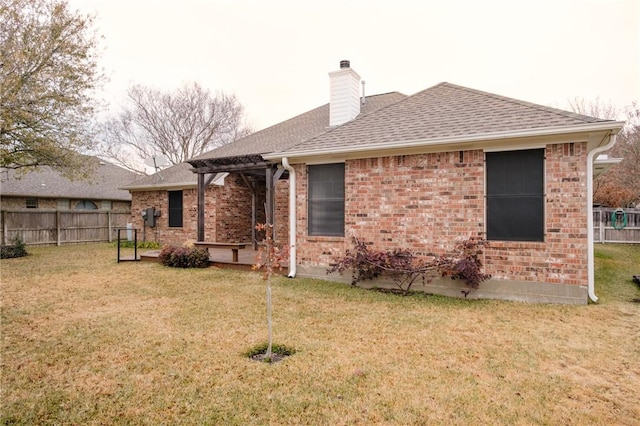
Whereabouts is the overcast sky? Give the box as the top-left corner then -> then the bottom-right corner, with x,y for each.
69,0 -> 639,130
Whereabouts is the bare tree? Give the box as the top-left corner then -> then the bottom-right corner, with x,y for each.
98,82 -> 252,174
599,103 -> 640,207
0,0 -> 104,178
571,99 -> 640,207
569,97 -> 619,121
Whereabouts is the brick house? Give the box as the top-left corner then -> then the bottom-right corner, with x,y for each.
128,61 -> 624,304
123,90 -> 406,247
1,157 -> 136,211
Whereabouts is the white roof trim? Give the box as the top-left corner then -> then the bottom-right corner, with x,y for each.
121,181 -> 197,191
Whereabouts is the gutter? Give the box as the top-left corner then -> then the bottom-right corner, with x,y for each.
586,132 -> 618,303
281,157 -> 297,278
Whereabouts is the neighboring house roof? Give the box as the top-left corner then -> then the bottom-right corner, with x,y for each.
123,92 -> 407,190
268,82 -> 621,159
1,158 -> 139,201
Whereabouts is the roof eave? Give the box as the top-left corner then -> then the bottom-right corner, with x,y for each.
265,121 -> 626,161
121,181 -> 197,191
1,192 -> 132,201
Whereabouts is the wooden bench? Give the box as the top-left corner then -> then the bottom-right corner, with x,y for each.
194,242 -> 246,263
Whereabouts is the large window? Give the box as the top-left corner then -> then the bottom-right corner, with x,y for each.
308,163 -> 345,236
168,190 -> 183,228
486,149 -> 544,242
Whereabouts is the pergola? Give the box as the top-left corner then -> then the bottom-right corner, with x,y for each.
187,154 -> 287,248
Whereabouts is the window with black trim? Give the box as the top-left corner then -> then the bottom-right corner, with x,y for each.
486,149 -> 544,242
308,163 -> 345,236
168,190 -> 183,228
25,198 -> 38,209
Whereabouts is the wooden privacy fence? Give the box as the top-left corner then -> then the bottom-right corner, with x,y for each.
1,210 -> 132,246
3,208 -> 638,246
593,207 -> 640,244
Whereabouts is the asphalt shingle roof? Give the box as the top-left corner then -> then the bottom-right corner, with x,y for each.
276,82 -> 614,156
191,92 -> 407,161
1,158 -> 139,201
122,162 -> 196,190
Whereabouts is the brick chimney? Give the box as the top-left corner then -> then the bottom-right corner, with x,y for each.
329,60 -> 361,126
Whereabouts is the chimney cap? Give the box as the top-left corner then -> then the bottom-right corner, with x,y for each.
339,60 -> 350,69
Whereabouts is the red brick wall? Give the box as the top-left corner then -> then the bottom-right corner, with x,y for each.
274,179 -> 289,247
130,189 -> 191,244
295,151 -> 484,268
485,142 -> 588,285
296,143 -> 589,286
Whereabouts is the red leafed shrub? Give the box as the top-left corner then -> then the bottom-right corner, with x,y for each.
158,245 -> 210,268
327,237 -> 490,296
440,238 -> 492,290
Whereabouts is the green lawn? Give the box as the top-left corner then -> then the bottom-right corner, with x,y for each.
1,243 -> 639,425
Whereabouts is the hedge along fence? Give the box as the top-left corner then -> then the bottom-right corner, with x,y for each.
1,210 -> 132,246
593,207 -> 640,244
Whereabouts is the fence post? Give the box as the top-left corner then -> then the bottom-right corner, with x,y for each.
56,211 -> 61,246
108,211 -> 112,243
2,210 -> 7,245
599,209 -> 605,244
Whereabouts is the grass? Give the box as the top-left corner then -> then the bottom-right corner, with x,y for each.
1,243 -> 639,425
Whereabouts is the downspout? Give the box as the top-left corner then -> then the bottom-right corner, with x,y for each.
586,132 -> 617,302
281,157 -> 297,278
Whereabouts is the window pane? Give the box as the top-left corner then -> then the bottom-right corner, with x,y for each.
309,200 -> 345,236
487,196 -> 544,241
486,149 -> 544,241
168,190 -> 183,228
308,164 -> 345,236
75,200 -> 98,210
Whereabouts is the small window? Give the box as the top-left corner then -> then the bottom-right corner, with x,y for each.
168,190 -> 183,228
486,149 -> 544,242
101,200 -> 112,210
308,163 -> 345,236
74,200 -> 98,210
25,198 -> 38,209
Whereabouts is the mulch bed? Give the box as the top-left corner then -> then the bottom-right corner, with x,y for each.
249,352 -> 290,363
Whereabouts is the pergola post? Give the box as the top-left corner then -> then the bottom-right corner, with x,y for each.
197,172 -> 205,241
